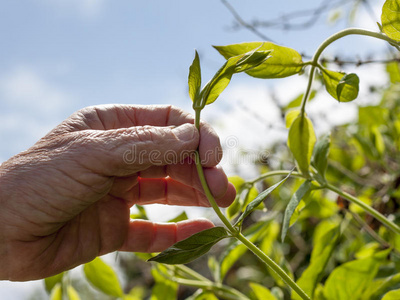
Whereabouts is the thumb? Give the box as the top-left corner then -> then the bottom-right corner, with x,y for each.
73,123 -> 199,176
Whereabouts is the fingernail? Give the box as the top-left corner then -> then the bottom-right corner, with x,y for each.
172,124 -> 197,141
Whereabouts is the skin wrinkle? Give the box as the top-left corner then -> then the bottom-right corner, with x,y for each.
0,105 -> 235,280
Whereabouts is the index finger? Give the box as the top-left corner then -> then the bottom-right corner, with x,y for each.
55,105 -> 223,167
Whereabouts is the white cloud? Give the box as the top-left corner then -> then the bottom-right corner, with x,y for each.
0,65 -> 76,161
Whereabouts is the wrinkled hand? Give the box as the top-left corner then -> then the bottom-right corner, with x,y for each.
0,105 -> 235,281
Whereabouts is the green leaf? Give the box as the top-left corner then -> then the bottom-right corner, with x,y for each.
235,172 -> 291,226
44,272 -> 64,294
67,285 -> 81,300
321,69 -> 359,102
281,180 -> 312,242
363,273 -> 400,299
214,42 -> 304,78
382,289 -> 400,300
336,73 -> 360,102
202,56 -> 239,105
311,134 -> 331,183
151,265 -> 178,300
386,61 -> 400,83
168,211 -> 188,223
323,250 -> 390,300
234,47 -> 271,73
371,126 -> 385,156
288,115 -> 316,176
250,282 -> 277,300
149,227 -> 229,264
203,48 -> 270,106
83,257 -> 123,297
220,220 -> 272,279
292,224 -> 340,300
285,110 -> 301,129
50,284 -> 62,300
284,90 -> 317,110
188,50 -> 201,104
381,0 -> 400,41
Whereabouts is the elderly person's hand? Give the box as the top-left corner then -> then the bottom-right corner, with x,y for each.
0,105 -> 235,281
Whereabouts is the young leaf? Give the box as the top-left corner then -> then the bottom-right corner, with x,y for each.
381,0 -> 400,41
188,50 -> 201,104
149,227 -> 229,264
281,180 -> 312,242
83,257 -> 124,298
284,90 -> 317,110
285,110 -> 301,128
292,224 -> 340,300
288,115 -> 316,176
382,289 -> 400,300
321,69 -> 359,102
203,49 -> 270,106
323,249 -> 390,300
202,56 -> 238,105
311,134 -> 331,183
250,282 -> 278,300
214,42 -> 304,78
336,73 -> 360,102
44,272 -> 64,294
235,172 -> 292,226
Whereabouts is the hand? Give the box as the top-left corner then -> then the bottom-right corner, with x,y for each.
0,105 -> 235,281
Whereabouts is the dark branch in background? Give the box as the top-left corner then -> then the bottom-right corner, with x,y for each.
220,0 -> 274,42
221,0 -> 355,38
221,0 -> 400,67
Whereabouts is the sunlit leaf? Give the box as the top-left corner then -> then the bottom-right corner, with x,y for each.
284,90 -> 317,110
311,134 -> 331,183
324,249 -> 390,300
285,110 -> 301,129
321,69 -> 359,102
67,285 -> 81,300
292,224 -> 340,300
235,172 -> 291,226
381,0 -> 400,41
281,180 -> 312,241
83,257 -> 123,298
50,284 -> 62,300
382,289 -> 400,300
44,272 -> 64,294
188,50 -> 201,104
220,221 -> 272,279
386,61 -> 400,83
214,42 -> 304,78
250,282 -> 277,300
288,115 -> 316,176
149,227 -> 229,264
363,273 -> 400,300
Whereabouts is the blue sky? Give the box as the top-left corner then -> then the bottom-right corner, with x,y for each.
0,0 -> 387,162
0,0 -> 388,297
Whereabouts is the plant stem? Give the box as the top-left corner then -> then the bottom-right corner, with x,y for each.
236,232 -> 311,300
326,183 -> 400,235
248,170 -> 303,185
300,28 -> 400,115
194,109 -> 236,233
